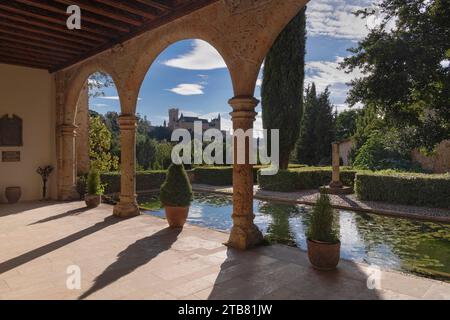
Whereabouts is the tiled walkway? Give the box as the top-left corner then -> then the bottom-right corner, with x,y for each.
0,201 -> 449,300
192,184 -> 450,223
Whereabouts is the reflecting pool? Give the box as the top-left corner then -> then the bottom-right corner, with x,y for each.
139,192 -> 450,282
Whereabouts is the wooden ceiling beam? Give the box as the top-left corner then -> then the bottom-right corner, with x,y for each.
134,0 -> 173,12
0,26 -> 91,51
0,40 -> 75,59
0,49 -> 65,64
54,0 -> 145,26
0,2 -> 114,37
0,34 -> 79,55
11,0 -> 131,33
94,0 -> 158,20
0,9 -> 108,42
0,55 -> 51,70
0,18 -> 97,47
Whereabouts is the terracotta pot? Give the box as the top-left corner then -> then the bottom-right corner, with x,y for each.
164,206 -> 189,228
307,239 -> 341,271
85,194 -> 101,208
5,187 -> 21,204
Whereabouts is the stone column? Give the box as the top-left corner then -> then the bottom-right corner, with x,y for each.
227,96 -> 263,250
330,142 -> 343,188
113,114 -> 140,218
59,124 -> 79,200
75,82 -> 90,175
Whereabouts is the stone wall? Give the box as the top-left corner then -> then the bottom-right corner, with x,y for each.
412,140 -> 450,173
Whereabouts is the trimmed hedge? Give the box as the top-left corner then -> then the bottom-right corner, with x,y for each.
258,167 -> 357,192
101,171 -> 167,194
193,166 -> 270,186
355,172 -> 450,209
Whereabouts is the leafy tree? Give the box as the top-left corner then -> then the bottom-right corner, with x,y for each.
335,109 -> 359,141
341,0 -> 450,150
89,116 -> 119,172
88,72 -> 114,98
262,7 -> 307,169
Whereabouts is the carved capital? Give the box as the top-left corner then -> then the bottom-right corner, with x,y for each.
118,115 -> 137,131
60,124 -> 78,136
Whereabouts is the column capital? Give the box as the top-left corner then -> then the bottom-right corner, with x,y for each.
228,96 -> 259,111
59,124 -> 78,136
118,114 -> 137,131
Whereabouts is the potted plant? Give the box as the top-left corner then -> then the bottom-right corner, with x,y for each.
307,193 -> 341,271
85,169 -> 103,208
160,164 -> 193,228
36,165 -> 54,200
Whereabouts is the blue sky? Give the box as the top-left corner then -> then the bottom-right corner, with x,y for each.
90,0 -> 374,133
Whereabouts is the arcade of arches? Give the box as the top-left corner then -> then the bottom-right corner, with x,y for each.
29,0 -> 308,250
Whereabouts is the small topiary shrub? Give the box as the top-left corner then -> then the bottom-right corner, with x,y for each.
86,169 -> 104,196
160,164 -> 193,207
307,193 -> 339,243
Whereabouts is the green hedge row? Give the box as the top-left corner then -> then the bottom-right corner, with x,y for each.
355,172 -> 450,209
101,171 -> 167,194
258,167 -> 357,192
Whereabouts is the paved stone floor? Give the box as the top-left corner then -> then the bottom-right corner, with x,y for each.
0,201 -> 449,300
192,184 -> 450,223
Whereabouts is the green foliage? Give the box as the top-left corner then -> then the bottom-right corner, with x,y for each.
76,175 -> 87,199
262,7 -> 306,169
87,72 -> 114,98
355,172 -> 450,209
89,116 -> 119,172
101,171 -> 168,194
160,164 -> 193,207
193,166 -> 265,186
353,131 -> 425,171
307,193 -> 339,243
340,0 -> 450,150
335,109 -> 359,141
294,84 -> 335,165
258,167 -> 357,192
86,169 -> 103,196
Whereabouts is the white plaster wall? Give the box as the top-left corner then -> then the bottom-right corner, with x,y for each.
0,64 -> 56,202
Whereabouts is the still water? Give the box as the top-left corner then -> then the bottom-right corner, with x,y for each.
139,192 -> 450,282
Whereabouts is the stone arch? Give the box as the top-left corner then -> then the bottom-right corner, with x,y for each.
127,30 -> 238,115
63,62 -> 121,125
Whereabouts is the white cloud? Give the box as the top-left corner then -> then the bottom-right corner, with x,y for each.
256,78 -> 263,87
307,0 -> 373,40
98,96 -> 120,100
91,103 -> 109,108
305,56 -> 363,106
167,83 -> 205,96
98,96 -> 142,101
163,40 -> 226,70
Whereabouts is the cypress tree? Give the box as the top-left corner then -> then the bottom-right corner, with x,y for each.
262,7 -> 307,169
295,84 -> 318,165
314,88 -> 335,165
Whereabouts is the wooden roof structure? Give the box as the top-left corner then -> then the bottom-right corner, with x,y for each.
0,0 -> 218,72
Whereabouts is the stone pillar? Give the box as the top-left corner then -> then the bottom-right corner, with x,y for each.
59,124 -> 79,200
75,82 -> 90,175
330,142 -> 343,188
113,115 -> 140,218
227,96 -> 263,250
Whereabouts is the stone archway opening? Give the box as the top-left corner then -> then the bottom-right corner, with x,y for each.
135,39 -> 234,170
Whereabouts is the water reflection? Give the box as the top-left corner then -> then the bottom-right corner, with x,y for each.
139,192 -> 450,281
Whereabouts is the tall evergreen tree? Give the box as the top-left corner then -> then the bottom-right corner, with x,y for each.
262,7 -> 307,169
314,88 -> 335,164
295,84 -> 318,165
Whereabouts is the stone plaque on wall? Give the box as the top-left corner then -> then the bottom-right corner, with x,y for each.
0,114 -> 23,146
2,151 -> 21,162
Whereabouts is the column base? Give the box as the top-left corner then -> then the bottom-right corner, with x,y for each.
59,186 -> 79,201
226,223 -> 264,250
113,201 -> 140,218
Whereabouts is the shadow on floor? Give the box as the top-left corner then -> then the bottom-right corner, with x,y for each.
0,201 -> 59,218
29,206 -> 92,225
79,227 -> 182,300
207,247 -> 382,300
0,215 -> 125,275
